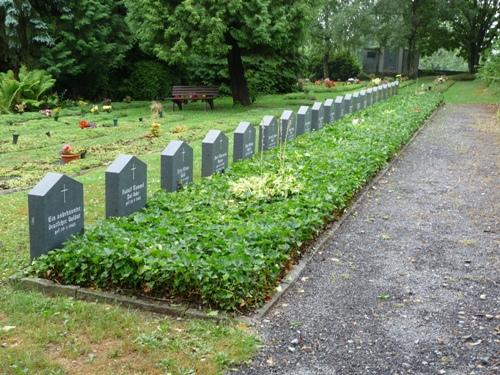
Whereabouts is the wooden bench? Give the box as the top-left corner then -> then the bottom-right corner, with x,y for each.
168,86 -> 219,111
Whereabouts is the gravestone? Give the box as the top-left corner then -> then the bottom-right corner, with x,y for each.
343,94 -> 352,114
233,122 -> 256,162
324,99 -> 334,124
374,86 -> 380,102
296,106 -> 311,135
395,80 -> 399,94
28,173 -> 84,261
311,102 -> 324,131
259,115 -> 279,151
359,90 -> 367,110
161,140 -> 193,192
280,110 -> 296,142
382,84 -> 388,100
105,155 -> 147,218
334,96 -> 344,120
202,130 -> 228,177
351,91 -> 359,112
366,88 -> 373,106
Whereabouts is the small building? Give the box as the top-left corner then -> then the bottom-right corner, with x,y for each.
362,47 -> 418,76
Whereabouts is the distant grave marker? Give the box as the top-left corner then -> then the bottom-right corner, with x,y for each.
352,92 -> 360,112
233,121 -> 256,162
311,102 -> 324,131
105,155 -> 147,218
366,88 -> 373,106
334,96 -> 344,120
280,110 -> 296,142
359,90 -> 367,110
259,115 -> 279,151
28,173 -> 84,261
343,94 -> 352,114
324,99 -> 334,124
161,140 -> 193,192
296,106 -> 311,135
202,130 -> 228,177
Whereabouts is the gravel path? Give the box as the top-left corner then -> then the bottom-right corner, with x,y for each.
235,104 -> 499,375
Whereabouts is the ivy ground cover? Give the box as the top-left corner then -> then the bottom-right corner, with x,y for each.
31,91 -> 443,311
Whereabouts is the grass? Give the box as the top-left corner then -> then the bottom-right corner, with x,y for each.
0,288 -> 258,375
0,77 -> 462,372
0,82 -> 367,374
30,89 -> 443,310
443,79 -> 500,104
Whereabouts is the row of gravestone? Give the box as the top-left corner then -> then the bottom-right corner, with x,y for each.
28,81 -> 399,261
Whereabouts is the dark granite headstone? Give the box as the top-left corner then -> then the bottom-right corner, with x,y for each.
372,87 -> 379,103
334,96 -> 344,120
202,130 -> 228,177
296,106 -> 311,135
233,121 -> 256,162
28,173 -> 84,261
161,140 -> 193,192
311,102 -> 324,131
352,92 -> 360,112
382,84 -> 388,100
259,115 -> 279,151
366,88 -> 373,106
280,110 -> 296,142
324,99 -> 334,124
105,155 -> 147,218
343,93 -> 352,114
359,90 -> 367,109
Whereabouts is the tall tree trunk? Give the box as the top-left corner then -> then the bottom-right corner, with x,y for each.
468,43 -> 480,73
227,36 -> 251,106
323,48 -> 330,79
407,34 -> 418,78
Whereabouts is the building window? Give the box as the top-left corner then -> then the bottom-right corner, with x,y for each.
367,51 -> 376,59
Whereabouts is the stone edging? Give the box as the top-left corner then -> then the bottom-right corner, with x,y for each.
9,101 -> 443,324
8,276 -> 232,322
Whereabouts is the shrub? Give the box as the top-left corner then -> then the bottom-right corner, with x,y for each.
125,61 -> 174,100
31,92 -> 442,311
310,52 -> 361,81
478,39 -> 500,89
0,66 -> 55,113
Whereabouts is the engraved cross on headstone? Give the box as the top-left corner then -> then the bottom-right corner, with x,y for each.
61,184 -> 69,204
131,163 -> 136,180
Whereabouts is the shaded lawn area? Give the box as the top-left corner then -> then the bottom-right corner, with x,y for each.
444,79 -> 499,104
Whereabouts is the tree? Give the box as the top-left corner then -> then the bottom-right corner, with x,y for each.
307,0 -> 373,79
38,0 -> 132,98
0,0 -> 59,72
450,0 -> 500,73
124,0 -> 313,105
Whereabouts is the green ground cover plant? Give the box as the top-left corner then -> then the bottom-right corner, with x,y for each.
30,90 -> 443,311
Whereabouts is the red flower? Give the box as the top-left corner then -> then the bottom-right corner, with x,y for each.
79,120 -> 89,129
62,144 -> 73,154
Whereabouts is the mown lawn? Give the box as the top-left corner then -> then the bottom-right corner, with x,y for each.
443,79 -> 500,104
0,82 -> 367,375
1,76 -> 485,374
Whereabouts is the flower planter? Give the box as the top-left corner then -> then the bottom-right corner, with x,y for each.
61,154 -> 80,164
113,118 -> 118,127
12,134 -> 19,144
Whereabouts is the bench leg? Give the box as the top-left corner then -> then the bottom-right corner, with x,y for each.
208,99 -> 214,110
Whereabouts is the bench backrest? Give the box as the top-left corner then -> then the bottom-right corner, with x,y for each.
172,86 -> 219,98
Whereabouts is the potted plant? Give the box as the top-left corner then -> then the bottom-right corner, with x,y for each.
53,107 -> 61,121
150,101 -> 163,119
78,100 -> 88,115
61,144 -> 80,164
